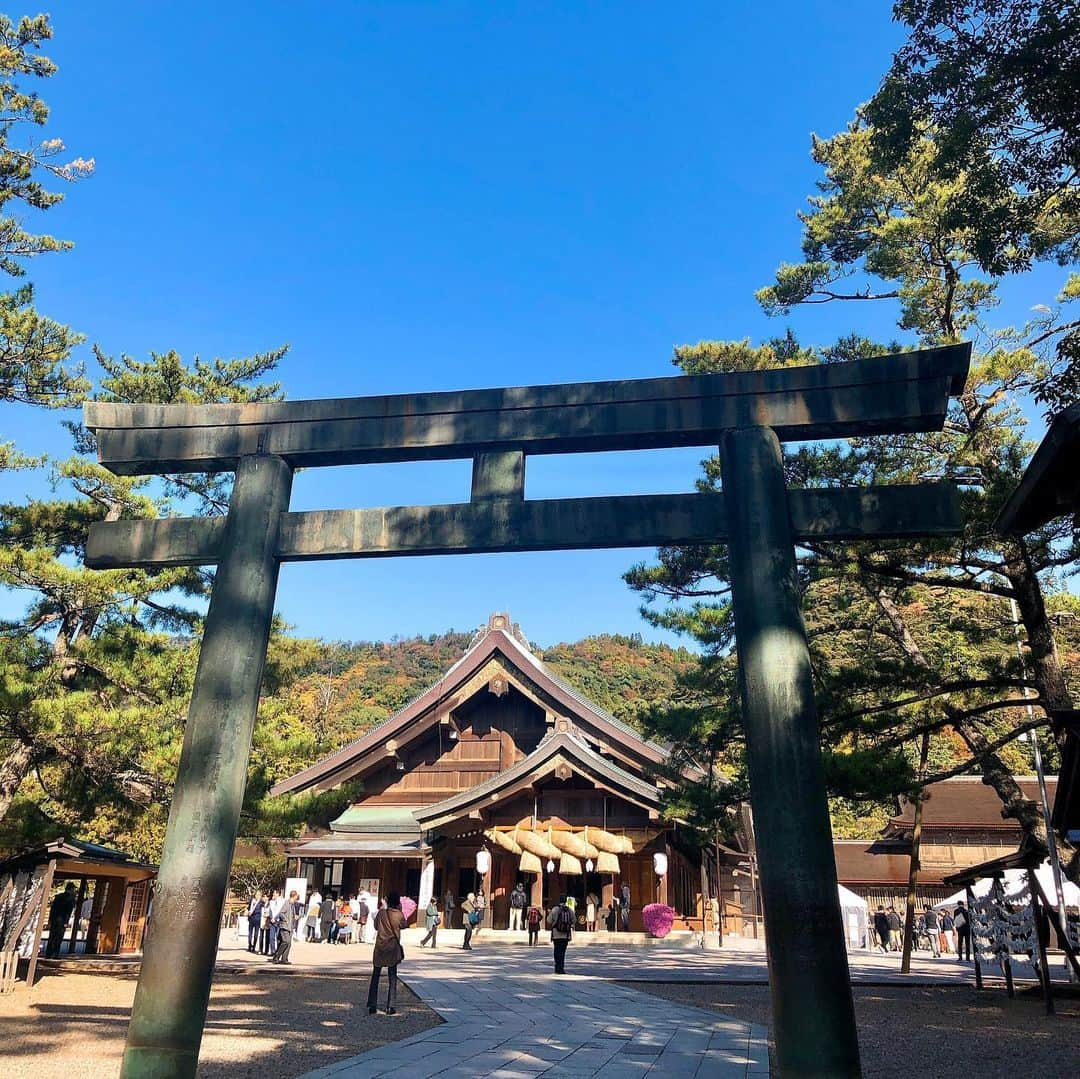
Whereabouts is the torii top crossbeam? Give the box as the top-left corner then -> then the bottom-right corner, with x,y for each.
85,344 -> 968,475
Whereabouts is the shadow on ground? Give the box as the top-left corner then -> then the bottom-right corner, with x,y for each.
0,968 -> 441,1078
627,981 -> 1080,1079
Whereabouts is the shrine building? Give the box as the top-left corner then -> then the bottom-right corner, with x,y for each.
271,613 -> 715,932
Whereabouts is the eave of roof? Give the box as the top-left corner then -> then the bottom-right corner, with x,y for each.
271,623 -> 669,796
413,727 -> 661,829
996,402 -> 1080,535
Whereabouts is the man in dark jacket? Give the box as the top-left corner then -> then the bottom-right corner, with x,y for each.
45,883 -> 78,957
320,893 -> 337,944
271,890 -> 299,964
954,901 -> 971,961
509,882 -> 527,931
922,908 -> 940,956
872,907 -> 890,953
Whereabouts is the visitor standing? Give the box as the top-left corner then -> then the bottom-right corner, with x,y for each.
271,889 -> 299,963
267,890 -> 284,957
247,891 -> 265,953
474,890 -> 486,936
420,897 -> 439,948
886,906 -> 902,951
546,894 -> 574,974
923,907 -> 941,957
45,883 -> 78,958
320,892 -> 337,944
461,892 -> 478,950
954,901 -> 971,961
357,891 -> 372,943
585,893 -> 597,932
367,892 -> 405,1015
526,903 -> 543,946
337,896 -> 353,944
509,882 -> 527,931
444,889 -> 456,927
620,883 -> 631,931
306,890 -> 321,941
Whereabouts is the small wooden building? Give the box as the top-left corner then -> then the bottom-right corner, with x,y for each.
273,613 -> 722,932
0,837 -> 157,990
834,776 -> 1058,911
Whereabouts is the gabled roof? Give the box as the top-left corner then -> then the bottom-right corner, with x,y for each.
412,724 -> 662,830
886,777 -> 1057,834
271,614 -> 668,796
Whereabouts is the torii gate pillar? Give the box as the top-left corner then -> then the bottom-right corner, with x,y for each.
724,425 -> 860,1076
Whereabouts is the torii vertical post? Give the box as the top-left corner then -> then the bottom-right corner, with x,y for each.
723,425 -> 861,1077
121,454 -> 292,1078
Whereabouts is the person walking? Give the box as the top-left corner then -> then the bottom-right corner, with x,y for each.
940,909 -> 955,954
247,891 -> 265,953
886,906 -> 902,951
954,901 -> 971,961
872,906 -> 890,954
320,892 -> 337,944
923,907 -> 941,957
546,894 -> 575,974
526,903 -> 543,946
461,892 -> 478,950
270,889 -> 299,963
367,892 -> 405,1015
420,897 -> 440,948
508,882 -> 527,931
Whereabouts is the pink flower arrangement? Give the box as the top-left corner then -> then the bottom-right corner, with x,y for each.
642,903 -> 675,938
400,896 -> 417,923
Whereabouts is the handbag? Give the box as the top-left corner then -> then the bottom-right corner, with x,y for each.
468,909 -> 480,926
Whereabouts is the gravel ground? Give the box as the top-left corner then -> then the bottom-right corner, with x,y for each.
627,981 -> 1080,1079
0,968 -> 440,1078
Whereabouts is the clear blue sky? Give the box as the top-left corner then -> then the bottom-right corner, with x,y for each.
0,2 -> 1068,647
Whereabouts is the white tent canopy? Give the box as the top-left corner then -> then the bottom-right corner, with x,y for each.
838,883 -> 869,949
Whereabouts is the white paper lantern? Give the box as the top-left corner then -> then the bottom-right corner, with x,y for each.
653,851 -> 668,877
476,849 -> 491,876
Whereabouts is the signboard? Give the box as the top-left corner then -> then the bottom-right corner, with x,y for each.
358,878 -> 380,903
286,877 -> 308,904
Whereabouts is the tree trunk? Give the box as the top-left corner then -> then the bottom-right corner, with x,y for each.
0,741 -> 32,823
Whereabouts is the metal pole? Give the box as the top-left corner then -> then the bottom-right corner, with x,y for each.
121,453 -> 293,1078
722,425 -> 862,1078
1008,597 -> 1070,974
901,730 -> 931,974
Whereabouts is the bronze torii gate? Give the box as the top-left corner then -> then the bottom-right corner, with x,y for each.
84,343 -> 970,1079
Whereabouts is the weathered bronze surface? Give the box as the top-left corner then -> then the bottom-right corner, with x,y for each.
119,454 -> 292,1079
86,483 -> 961,568
723,425 -> 861,1076
86,345 -> 969,475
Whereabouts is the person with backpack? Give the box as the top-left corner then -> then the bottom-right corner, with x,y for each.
546,894 -> 574,974
526,903 -> 543,946
420,897 -> 440,948
461,892 -> 478,950
509,882 -> 527,931
885,906 -> 902,951
954,901 -> 971,961
355,893 -> 371,944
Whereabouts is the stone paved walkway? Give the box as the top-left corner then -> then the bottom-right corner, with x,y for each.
296,950 -> 768,1078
